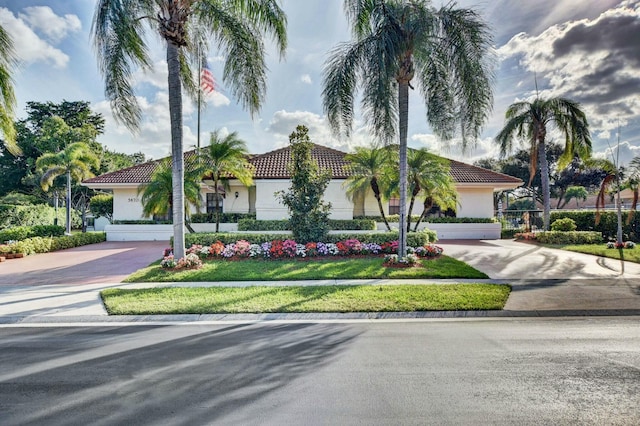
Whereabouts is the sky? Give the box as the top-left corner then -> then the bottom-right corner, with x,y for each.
1,0 -> 639,167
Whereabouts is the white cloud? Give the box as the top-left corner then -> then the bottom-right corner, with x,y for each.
0,7 -> 71,68
411,133 -> 501,164
300,74 -> 312,84
20,6 -> 81,43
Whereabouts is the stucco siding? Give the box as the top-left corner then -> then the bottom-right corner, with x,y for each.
112,188 -> 146,220
457,187 -> 495,218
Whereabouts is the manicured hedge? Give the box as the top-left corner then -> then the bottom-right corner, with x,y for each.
181,230 -> 436,248
237,219 -> 377,231
534,231 -> 603,245
0,232 -> 106,255
354,215 -> 494,224
0,225 -> 65,243
550,211 -> 639,242
190,212 -> 256,223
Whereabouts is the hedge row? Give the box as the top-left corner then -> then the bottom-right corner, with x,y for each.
237,219 -> 377,231
534,231 -> 603,245
0,204 -> 80,230
181,230 -> 437,248
353,215 -> 494,224
0,225 -> 65,243
190,212 -> 256,223
550,211 -> 639,242
0,232 -> 106,255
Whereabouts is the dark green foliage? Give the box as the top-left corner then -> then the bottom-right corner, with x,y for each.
3,232 -> 106,255
354,215 -> 494,224
89,193 -> 113,222
182,231 -> 435,247
190,212 -> 256,223
534,231 -> 602,245
0,204 -> 80,229
550,211 -> 639,242
0,225 -> 64,242
237,219 -> 377,231
550,217 -> 577,232
276,126 -> 331,243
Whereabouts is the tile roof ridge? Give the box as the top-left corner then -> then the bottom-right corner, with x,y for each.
445,157 -> 523,182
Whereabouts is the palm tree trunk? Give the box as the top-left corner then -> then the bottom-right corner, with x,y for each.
214,178 -> 220,233
413,197 -> 433,232
167,42 -> 186,259
538,139 -> 551,231
398,81 -> 409,258
406,183 -> 419,233
371,178 -> 391,231
66,170 -> 71,235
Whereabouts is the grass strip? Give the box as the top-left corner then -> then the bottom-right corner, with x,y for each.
560,245 -> 640,263
124,256 -> 488,283
101,284 -> 510,315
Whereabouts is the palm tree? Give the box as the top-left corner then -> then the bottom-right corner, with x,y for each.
323,0 -> 493,257
343,146 -> 394,230
0,24 -> 18,155
406,149 -> 456,232
138,158 -> 203,221
495,97 -> 592,230
92,0 -> 287,259
201,130 -> 254,232
36,142 -> 100,234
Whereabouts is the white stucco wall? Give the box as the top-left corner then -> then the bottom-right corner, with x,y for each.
112,187 -> 146,220
456,187 -> 495,218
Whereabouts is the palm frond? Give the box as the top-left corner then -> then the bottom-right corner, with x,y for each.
0,24 -> 18,154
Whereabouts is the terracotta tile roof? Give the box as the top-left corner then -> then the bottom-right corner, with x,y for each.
447,159 -> 522,185
249,144 -> 350,179
83,144 -> 521,187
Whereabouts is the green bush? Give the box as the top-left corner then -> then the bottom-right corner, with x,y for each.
535,231 -> 602,245
190,212 -> 256,223
0,204 -> 80,230
3,232 -> 106,255
550,218 -> 577,232
112,220 -> 172,224
182,230 -> 436,248
354,215 -> 494,224
550,211 -> 639,242
0,225 -> 65,243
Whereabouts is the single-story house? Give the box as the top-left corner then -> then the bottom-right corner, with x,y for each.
83,143 -> 522,238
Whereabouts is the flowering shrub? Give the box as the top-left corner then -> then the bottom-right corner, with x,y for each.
176,253 -> 203,269
383,253 -> 419,266
607,241 -> 637,249
625,241 -> 636,249
162,238 -> 443,269
160,255 -> 177,269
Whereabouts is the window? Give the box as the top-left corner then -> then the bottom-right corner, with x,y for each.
388,197 -> 400,215
206,193 -> 224,214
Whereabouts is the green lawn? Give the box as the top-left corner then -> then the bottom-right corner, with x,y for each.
560,244 -> 640,263
124,255 -> 489,282
101,284 -> 510,315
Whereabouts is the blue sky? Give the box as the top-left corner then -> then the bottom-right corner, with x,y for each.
1,0 -> 639,166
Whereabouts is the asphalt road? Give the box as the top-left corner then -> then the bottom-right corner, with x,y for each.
1,318 -> 639,425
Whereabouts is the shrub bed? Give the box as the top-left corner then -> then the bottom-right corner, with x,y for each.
550,211 -> 639,242
183,230 -> 436,248
516,231 -> 602,245
0,225 -> 65,243
0,232 -> 106,256
354,215 -> 494,223
0,204 -> 80,229
190,212 -> 256,223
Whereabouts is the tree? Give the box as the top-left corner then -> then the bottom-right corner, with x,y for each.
36,142 -> 100,234
495,97 -> 592,230
138,159 -> 202,222
201,130 -> 254,232
276,125 -> 331,243
89,193 -> 114,222
92,0 -> 287,259
563,186 -> 588,209
0,24 -> 18,155
343,146 -> 394,230
323,0 -> 493,257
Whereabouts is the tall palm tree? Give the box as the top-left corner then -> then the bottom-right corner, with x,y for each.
495,97 -> 592,230
36,142 -> 100,234
323,0 -> 493,257
138,158 -> 203,221
0,24 -> 18,155
92,0 -> 287,259
201,130 -> 254,232
343,146 -> 394,230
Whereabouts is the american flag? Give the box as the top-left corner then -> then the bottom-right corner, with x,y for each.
200,61 -> 216,94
